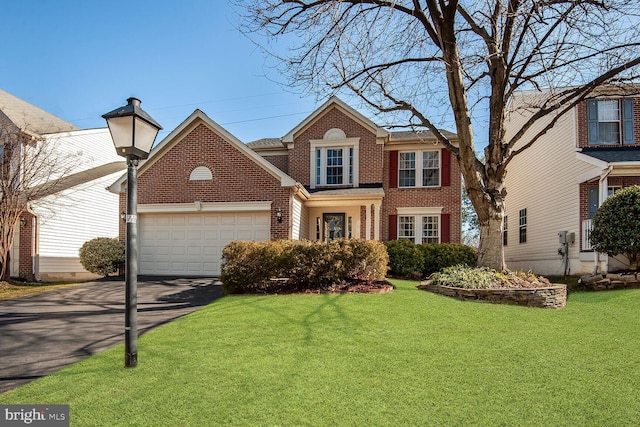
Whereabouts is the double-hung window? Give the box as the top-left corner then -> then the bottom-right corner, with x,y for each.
398,214 -> 440,244
311,133 -> 359,189
399,150 -> 440,188
587,98 -> 634,145
315,147 -> 353,186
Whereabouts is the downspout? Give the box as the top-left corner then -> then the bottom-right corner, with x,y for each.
594,165 -> 613,274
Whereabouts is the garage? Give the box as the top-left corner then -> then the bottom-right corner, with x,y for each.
138,211 -> 270,276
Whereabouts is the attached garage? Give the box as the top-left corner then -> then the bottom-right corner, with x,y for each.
138,205 -> 271,276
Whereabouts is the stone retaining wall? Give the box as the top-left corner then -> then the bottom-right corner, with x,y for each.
579,273 -> 640,291
418,282 -> 567,309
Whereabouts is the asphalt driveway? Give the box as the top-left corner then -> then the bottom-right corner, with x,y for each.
0,276 -> 223,394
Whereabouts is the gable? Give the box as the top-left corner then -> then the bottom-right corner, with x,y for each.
137,121 -> 291,205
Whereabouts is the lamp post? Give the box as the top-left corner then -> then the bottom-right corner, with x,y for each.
103,97 -> 162,368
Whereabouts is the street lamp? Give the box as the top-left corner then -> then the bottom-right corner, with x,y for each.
103,97 -> 162,368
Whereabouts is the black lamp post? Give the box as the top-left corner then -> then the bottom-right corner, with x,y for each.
102,97 -> 162,368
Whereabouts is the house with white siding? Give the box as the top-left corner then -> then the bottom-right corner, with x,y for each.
503,87 -> 640,276
1,89 -> 125,281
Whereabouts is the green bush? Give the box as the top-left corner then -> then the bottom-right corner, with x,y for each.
420,243 -> 478,276
385,239 -> 423,278
221,239 -> 389,294
429,265 -> 499,289
590,185 -> 640,270
79,237 -> 125,277
385,240 -> 477,278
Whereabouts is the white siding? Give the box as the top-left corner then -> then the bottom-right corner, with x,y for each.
27,129 -> 124,278
292,196 -> 303,240
504,95 -> 596,275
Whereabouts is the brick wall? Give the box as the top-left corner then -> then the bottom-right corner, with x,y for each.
119,122 -> 291,241
262,155 -> 289,174
18,212 -> 35,281
288,106 -> 383,186
576,97 -> 640,148
381,149 -> 462,243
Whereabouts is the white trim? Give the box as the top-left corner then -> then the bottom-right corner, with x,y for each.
138,201 -> 272,214
282,96 -> 389,144
398,149 -> 442,188
374,203 -> 381,240
310,138 -> 360,189
397,211 -> 442,244
396,206 -> 443,215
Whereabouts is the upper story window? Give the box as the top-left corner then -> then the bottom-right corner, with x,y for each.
587,98 -> 635,145
310,129 -> 359,189
399,150 -> 440,188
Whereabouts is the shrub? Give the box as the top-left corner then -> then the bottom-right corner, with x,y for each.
420,243 -> 477,276
590,185 -> 640,270
79,237 -> 125,277
221,239 -> 388,294
429,265 -> 499,289
385,239 -> 423,278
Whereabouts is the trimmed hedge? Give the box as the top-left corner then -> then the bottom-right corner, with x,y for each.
79,237 -> 125,277
385,240 -> 477,278
221,239 -> 389,294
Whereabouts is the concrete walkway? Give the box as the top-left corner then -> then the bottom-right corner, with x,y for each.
0,276 -> 223,394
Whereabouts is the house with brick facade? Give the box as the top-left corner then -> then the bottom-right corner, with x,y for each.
503,87 -> 640,276
0,89 -> 125,281
109,96 -> 461,276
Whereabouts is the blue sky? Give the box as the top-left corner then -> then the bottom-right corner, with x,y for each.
0,0 -> 324,143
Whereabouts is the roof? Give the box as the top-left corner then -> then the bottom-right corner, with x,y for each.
246,138 -> 285,150
390,130 -> 457,141
581,147 -> 640,163
0,89 -> 78,135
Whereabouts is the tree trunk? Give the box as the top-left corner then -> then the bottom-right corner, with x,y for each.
477,208 -> 506,272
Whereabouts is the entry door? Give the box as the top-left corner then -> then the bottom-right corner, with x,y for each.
323,213 -> 345,241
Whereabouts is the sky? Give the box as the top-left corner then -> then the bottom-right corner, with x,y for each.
0,0 -> 326,143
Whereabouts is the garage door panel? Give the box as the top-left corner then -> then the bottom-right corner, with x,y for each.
139,212 -> 270,276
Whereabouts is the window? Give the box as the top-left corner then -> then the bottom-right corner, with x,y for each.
422,216 -> 439,244
399,152 -> 416,187
398,215 -> 440,244
399,151 -> 440,188
519,209 -> 527,244
503,216 -> 508,246
398,216 -> 415,241
315,147 -> 354,186
588,99 -> 634,145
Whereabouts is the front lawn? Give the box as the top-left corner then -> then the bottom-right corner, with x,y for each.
1,280 -> 639,426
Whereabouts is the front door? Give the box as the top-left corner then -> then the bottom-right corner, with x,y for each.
323,213 -> 345,241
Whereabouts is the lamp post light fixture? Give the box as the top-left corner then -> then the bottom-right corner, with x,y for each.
103,97 -> 162,368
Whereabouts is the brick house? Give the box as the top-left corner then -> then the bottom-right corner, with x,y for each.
109,97 -> 461,276
504,88 -> 640,275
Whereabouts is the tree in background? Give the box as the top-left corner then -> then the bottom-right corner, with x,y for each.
590,186 -> 640,271
238,0 -> 640,270
0,119 -> 77,279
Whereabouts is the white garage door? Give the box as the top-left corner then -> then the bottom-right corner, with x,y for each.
139,212 -> 270,276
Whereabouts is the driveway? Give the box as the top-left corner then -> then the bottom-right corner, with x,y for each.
0,276 -> 223,394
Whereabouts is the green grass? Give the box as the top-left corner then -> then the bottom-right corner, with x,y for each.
2,280 -> 640,426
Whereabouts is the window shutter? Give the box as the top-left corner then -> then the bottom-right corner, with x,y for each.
623,98 -> 635,145
587,100 -> 599,144
389,215 -> 398,240
441,149 -> 451,187
440,214 -> 451,243
389,151 -> 398,188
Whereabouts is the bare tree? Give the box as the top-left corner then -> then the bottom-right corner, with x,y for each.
237,0 -> 640,270
0,118 -> 78,280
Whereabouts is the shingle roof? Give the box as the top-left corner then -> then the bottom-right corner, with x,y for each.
246,138 -> 285,150
390,129 -> 457,140
581,147 -> 640,163
0,89 -> 78,136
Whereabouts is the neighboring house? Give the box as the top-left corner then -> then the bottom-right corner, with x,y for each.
109,96 -> 461,276
0,89 -> 125,281
504,87 -> 640,276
